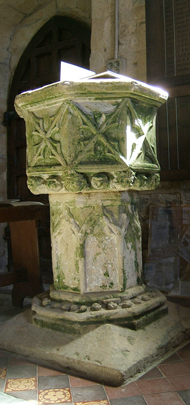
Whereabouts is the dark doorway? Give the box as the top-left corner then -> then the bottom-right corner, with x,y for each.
6,16 -> 91,278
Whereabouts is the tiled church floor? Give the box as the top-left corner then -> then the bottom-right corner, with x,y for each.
1,345 -> 190,405
0,290 -> 190,404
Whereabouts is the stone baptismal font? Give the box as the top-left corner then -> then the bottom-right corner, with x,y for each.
15,71 -> 168,333
4,71 -> 188,385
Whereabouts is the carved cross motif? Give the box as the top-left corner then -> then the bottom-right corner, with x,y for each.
28,98 -> 159,173
29,103 -> 68,167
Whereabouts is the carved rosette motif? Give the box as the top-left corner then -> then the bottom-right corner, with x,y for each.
26,97 -> 160,194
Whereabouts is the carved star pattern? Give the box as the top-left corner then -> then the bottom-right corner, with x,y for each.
68,100 -> 124,166
29,103 -> 68,167
29,98 -> 159,170
126,99 -> 159,168
70,98 -> 159,169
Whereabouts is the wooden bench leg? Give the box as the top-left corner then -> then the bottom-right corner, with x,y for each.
9,220 -> 44,306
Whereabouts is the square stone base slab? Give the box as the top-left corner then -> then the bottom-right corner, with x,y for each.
0,302 -> 190,387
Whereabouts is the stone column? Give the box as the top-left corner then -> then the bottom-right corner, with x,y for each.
15,72 -> 168,333
49,191 -> 142,299
90,0 -> 115,73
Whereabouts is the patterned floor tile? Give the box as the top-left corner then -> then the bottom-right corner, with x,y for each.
144,391 -> 185,405
75,401 -> 109,405
6,365 -> 37,379
71,386 -> 107,403
0,367 -> 6,379
5,377 -> 37,392
177,389 -> 190,405
38,375 -> 70,390
38,388 -> 72,404
105,382 -> 141,399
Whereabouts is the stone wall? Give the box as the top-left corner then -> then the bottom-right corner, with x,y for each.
119,0 -> 146,81
90,0 -> 146,81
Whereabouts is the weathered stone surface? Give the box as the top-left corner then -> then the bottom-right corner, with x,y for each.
10,1 -> 57,76
70,304 -> 79,312
119,47 -> 147,82
0,0 -> 162,282
42,297 -> 51,307
57,0 -> 91,23
32,287 -> 167,334
119,2 -> 146,82
90,51 -> 105,75
0,63 -> 9,102
78,305 -> 87,313
90,0 -> 115,73
61,303 -> 70,311
14,74 -> 167,195
6,0 -> 51,15
0,3 -> 24,35
48,192 -> 142,296
141,294 -> 150,301
133,0 -> 145,5
0,302 -> 189,386
15,72 -> 168,338
91,303 -> 102,311
92,0 -> 114,16
122,300 -> 132,308
0,0 -> 188,336
107,302 -> 118,310
90,0 -> 146,81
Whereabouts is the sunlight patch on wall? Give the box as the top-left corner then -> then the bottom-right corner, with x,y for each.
60,62 -> 95,81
